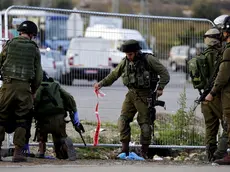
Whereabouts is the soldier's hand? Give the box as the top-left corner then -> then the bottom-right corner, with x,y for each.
74,123 -> 85,133
156,90 -> 163,97
205,93 -> 213,102
93,83 -> 101,91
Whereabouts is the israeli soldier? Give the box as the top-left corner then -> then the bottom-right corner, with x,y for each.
200,28 -> 228,161
94,40 -> 170,159
34,71 -> 85,160
206,15 -> 230,165
0,21 -> 43,162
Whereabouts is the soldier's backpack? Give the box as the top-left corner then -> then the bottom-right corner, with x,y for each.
34,81 -> 65,117
188,49 -> 220,90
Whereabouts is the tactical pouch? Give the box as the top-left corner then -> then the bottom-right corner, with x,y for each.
122,75 -> 129,86
143,71 -> 150,88
129,73 -> 136,84
137,75 -> 144,86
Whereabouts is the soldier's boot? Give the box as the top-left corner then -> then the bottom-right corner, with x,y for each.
213,137 -> 228,161
140,144 -> 149,159
121,142 -> 129,156
206,144 -> 217,162
61,137 -> 76,161
36,142 -> 46,158
214,154 -> 230,165
12,145 -> 27,162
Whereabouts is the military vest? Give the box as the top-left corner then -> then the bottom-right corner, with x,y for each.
34,81 -> 65,118
122,53 -> 158,89
188,47 -> 222,90
1,37 -> 37,81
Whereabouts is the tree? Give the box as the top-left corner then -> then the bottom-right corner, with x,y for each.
192,0 -> 221,21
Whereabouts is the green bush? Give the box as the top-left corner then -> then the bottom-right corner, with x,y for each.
155,87 -> 205,145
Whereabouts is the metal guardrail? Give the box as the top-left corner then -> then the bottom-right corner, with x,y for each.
1,5 -> 216,149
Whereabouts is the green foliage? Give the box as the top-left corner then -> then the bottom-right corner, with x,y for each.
156,87 -> 205,145
192,0 -> 221,21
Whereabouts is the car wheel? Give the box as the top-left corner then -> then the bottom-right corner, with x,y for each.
171,62 -> 177,72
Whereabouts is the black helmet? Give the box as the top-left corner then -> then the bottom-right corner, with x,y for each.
17,20 -> 38,36
222,16 -> 230,33
120,40 -> 142,52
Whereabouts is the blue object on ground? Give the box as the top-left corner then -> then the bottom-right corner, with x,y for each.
117,152 -> 145,161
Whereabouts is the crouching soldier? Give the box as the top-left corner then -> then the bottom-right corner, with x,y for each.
33,71 -> 85,160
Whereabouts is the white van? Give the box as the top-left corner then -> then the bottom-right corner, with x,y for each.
85,25 -> 152,67
62,37 -> 112,85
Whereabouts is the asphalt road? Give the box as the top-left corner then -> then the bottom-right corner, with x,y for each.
0,164 -> 228,172
62,71 -> 201,122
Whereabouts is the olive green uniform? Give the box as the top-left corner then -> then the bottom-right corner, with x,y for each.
211,43 -> 230,146
34,80 -> 77,159
99,53 -> 170,145
200,47 -> 228,159
0,36 -> 42,148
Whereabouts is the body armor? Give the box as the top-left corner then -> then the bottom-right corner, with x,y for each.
1,37 -> 37,81
122,54 -> 157,89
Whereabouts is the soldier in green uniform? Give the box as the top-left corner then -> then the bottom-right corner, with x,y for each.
206,16 -> 230,165
198,28 -> 228,161
94,40 -> 170,159
34,71 -> 84,160
0,21 -> 43,162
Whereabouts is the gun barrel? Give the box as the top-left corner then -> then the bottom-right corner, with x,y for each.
79,132 -> 87,146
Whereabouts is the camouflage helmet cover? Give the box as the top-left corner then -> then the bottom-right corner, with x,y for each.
204,28 -> 221,39
120,39 -> 142,52
17,20 -> 38,36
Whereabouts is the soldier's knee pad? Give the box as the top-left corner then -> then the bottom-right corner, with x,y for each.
140,123 -> 151,137
118,116 -> 129,132
0,126 -> 5,142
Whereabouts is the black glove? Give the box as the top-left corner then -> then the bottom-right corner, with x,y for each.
74,123 -> 85,133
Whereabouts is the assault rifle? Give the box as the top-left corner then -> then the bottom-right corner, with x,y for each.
147,91 -> 166,124
193,57 -> 222,111
147,73 -> 166,143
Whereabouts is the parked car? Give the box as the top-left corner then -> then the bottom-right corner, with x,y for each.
40,48 -> 57,79
168,43 -> 207,72
63,37 -> 112,85
40,48 -> 65,81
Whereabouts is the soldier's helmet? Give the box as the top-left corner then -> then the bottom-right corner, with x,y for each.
17,20 -> 38,36
222,16 -> 230,33
204,28 -> 221,46
120,39 -> 142,52
213,15 -> 229,29
204,28 -> 221,39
